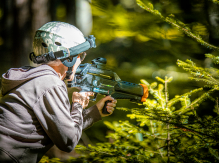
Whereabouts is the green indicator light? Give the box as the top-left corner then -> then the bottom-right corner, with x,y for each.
101,84 -> 114,88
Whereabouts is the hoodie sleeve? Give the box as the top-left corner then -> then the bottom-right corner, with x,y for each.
32,85 -> 83,152
82,105 -> 102,130
71,103 -> 102,130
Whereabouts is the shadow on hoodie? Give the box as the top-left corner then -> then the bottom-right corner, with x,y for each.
0,64 -> 101,163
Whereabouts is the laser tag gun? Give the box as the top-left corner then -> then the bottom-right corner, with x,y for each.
67,57 -> 149,114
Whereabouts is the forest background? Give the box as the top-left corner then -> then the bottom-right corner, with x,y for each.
0,0 -> 219,162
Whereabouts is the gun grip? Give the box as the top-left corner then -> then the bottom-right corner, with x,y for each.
102,100 -> 111,114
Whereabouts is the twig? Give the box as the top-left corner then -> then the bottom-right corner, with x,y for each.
164,77 -> 170,163
217,97 -> 219,114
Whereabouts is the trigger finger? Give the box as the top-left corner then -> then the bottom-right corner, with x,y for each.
86,92 -> 94,96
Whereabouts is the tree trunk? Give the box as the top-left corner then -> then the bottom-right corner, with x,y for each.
31,0 -> 50,33
0,0 -> 14,74
12,0 -> 32,67
207,1 -> 219,44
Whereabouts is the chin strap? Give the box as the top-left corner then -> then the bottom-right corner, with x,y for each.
61,56 -> 78,80
61,56 -> 77,67
65,67 -> 73,80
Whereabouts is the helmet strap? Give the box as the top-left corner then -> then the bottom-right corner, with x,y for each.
29,51 -> 56,64
61,56 -> 77,67
65,67 -> 73,80
61,56 -> 78,80
30,35 -> 96,64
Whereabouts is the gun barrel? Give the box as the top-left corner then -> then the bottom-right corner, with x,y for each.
114,81 -> 148,102
115,81 -> 142,95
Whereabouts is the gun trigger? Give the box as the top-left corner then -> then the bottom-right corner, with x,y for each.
92,93 -> 98,101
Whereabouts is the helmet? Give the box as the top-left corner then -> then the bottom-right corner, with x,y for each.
33,21 -> 86,57
30,21 -> 96,79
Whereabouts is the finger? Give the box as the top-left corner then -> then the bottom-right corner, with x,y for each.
107,102 -> 116,107
103,96 -> 115,102
73,92 -> 80,96
107,106 -> 114,114
78,92 -> 93,97
78,92 -> 86,96
85,92 -> 94,97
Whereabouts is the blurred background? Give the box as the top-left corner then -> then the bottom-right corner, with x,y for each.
1,0 -> 219,160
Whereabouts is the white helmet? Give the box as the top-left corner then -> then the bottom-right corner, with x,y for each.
30,21 -> 96,65
33,21 -> 86,56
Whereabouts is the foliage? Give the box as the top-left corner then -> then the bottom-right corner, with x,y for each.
39,0 -> 219,162
39,156 -> 63,163
90,0 -> 185,44
211,0 -> 219,5
177,57 -> 219,89
64,0 -> 219,163
136,0 -> 219,51
86,0 -> 214,94
66,74 -> 219,163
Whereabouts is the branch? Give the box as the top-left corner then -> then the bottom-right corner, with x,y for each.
162,120 -> 219,140
136,0 -> 219,51
210,0 -> 219,5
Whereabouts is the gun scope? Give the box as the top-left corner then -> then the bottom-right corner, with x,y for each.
91,57 -> 107,65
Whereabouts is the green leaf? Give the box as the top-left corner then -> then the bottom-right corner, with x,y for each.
155,77 -> 165,83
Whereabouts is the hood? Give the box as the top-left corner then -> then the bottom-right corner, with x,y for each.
1,64 -> 59,96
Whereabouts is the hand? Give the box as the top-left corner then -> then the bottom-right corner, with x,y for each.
96,96 -> 117,117
72,92 -> 94,109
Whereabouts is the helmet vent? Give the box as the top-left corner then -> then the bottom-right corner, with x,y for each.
42,42 -> 48,48
55,42 -> 62,46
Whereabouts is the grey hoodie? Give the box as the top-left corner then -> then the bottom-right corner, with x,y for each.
0,65 -> 101,163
